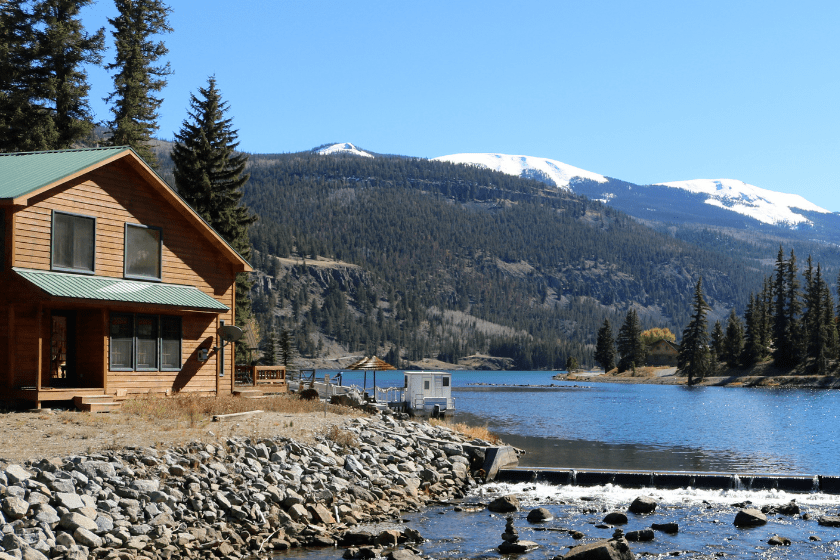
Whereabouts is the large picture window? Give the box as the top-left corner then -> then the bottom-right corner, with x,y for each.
109,314 -> 182,371
52,211 -> 95,273
125,223 -> 161,280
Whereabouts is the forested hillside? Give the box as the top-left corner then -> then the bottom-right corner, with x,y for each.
240,150 -> 766,369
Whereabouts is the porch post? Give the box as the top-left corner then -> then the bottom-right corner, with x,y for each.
7,305 -> 14,393
102,309 -> 109,395
35,303 -> 42,407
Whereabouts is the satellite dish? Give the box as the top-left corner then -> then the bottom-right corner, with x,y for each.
218,325 -> 243,343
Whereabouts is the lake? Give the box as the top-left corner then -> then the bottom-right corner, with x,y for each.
332,370 -> 840,475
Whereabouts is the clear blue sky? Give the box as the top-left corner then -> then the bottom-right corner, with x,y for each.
80,0 -> 840,211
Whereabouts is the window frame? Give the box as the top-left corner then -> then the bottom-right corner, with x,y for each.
51,210 -> 96,274
109,313 -> 182,372
124,223 -> 163,281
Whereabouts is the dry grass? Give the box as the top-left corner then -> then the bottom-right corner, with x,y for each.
429,418 -> 501,444
321,424 -> 360,450
119,393 -> 356,425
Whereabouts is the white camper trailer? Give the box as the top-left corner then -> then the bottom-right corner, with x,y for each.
400,371 -> 455,418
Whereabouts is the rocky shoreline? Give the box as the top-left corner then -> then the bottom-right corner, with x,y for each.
0,413 -> 501,560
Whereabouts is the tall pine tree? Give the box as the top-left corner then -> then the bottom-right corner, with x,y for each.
104,0 -> 171,164
722,307 -> 744,368
594,318 -> 616,372
172,76 -> 257,357
0,0 -> 103,151
678,278 -> 711,385
616,309 -> 645,373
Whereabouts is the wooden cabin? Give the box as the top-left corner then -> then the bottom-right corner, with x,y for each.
646,339 -> 679,367
0,147 -> 252,409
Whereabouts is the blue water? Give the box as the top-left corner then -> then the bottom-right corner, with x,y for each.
329,370 -> 840,475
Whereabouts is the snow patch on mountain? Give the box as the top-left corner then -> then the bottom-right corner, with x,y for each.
433,153 -> 607,189
317,143 -> 373,158
655,178 -> 830,227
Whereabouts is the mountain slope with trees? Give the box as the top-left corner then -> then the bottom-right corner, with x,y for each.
242,150 -> 767,369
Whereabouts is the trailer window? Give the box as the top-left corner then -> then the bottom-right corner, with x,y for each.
443,376 -> 450,387
424,380 -> 430,390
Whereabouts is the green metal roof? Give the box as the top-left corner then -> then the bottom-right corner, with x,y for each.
14,267 -> 229,311
0,146 -> 131,200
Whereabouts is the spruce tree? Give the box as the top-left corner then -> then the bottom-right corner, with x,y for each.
594,318 -> 616,372
278,328 -> 297,370
261,329 -> 276,366
723,308 -> 744,368
172,76 -> 257,354
104,0 -> 171,164
617,309 -> 645,373
678,278 -> 711,385
710,320 -> 724,358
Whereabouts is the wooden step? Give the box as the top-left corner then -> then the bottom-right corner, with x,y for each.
73,395 -> 121,413
233,388 -> 264,398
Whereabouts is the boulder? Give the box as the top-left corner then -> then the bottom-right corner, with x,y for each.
5,464 -> 32,484
2,496 -> 30,519
59,512 -> 99,533
73,526 -> 103,548
628,496 -> 656,514
387,550 -> 423,560
603,512 -> 628,525
498,540 -> 539,553
818,516 -> 840,527
651,522 -> 679,534
767,535 -> 792,546
527,507 -> 554,522
563,538 -> 635,559
625,528 -> 654,542
772,501 -> 800,515
488,495 -> 520,513
733,508 -> 767,527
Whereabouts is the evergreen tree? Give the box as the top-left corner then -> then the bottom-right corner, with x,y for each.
565,355 -> 579,372
741,294 -> 763,367
678,278 -> 711,385
171,76 -> 257,353
594,319 -> 616,372
277,328 -> 297,370
1,1 -> 104,151
710,320 -> 724,358
104,0 -> 171,164
617,309 -> 645,372
785,250 -> 804,363
723,308 -> 744,368
261,328 -> 276,366
34,0 -> 104,148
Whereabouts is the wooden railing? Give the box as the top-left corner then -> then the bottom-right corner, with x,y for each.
234,365 -> 287,391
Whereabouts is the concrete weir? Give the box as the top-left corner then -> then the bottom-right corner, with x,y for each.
496,468 -> 840,494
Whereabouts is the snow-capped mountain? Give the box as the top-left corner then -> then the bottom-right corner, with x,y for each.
316,142 -> 373,158
434,151 -> 835,231
432,153 -> 607,189
655,178 -> 830,227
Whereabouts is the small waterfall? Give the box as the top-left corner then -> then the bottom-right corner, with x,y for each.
569,469 -> 577,486
812,475 -> 820,493
732,474 -> 744,490
649,473 -> 656,488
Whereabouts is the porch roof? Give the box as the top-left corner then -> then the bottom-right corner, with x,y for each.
13,267 -> 229,311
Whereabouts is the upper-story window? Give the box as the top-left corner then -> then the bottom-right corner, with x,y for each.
52,211 -> 95,273
125,223 -> 162,280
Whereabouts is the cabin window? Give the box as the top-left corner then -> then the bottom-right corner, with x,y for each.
110,313 -> 182,371
52,211 -> 95,273
443,376 -> 450,387
424,380 -> 430,390
125,223 -> 162,280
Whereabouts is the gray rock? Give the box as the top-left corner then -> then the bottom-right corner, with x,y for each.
733,508 -> 767,527
488,495 -> 519,513
19,547 -> 48,560
650,522 -> 678,534
499,540 -> 539,553
526,507 -> 554,522
768,535 -> 792,546
603,512 -> 629,525
626,528 -> 654,542
5,465 -> 31,485
72,527 -> 102,548
54,492 -> 85,511
563,538 -> 635,559
818,516 -> 840,527
628,496 -> 656,514
59,512 -> 98,533
2,496 -> 30,520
